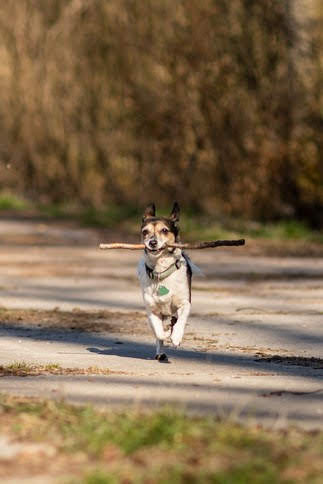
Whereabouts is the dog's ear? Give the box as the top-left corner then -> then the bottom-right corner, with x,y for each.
169,201 -> 180,223
142,202 -> 156,221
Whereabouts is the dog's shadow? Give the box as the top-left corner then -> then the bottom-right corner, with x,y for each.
86,339 -> 180,363
87,345 -> 173,364
87,342 -> 158,361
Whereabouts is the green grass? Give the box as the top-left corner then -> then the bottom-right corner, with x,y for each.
0,191 -> 322,244
79,207 -> 323,244
0,192 -> 28,211
79,205 -> 140,228
179,217 -> 323,244
243,219 -> 322,241
0,395 -> 323,483
78,207 -> 322,244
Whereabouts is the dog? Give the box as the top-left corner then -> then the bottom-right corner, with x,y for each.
137,202 -> 196,362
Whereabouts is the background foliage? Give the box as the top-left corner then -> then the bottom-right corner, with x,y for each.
0,0 -> 322,226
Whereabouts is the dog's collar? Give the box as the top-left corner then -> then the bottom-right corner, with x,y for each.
145,259 -> 182,281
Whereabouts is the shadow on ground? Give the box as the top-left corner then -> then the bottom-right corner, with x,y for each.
1,323 -> 323,380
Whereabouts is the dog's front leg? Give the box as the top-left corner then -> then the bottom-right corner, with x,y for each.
171,302 -> 191,347
147,312 -> 171,361
147,312 -> 171,341
155,338 -> 168,362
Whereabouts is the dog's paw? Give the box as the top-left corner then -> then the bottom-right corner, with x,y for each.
155,353 -> 168,363
171,335 -> 182,347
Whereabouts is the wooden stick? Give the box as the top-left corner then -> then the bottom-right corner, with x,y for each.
170,239 -> 245,249
99,239 -> 245,250
99,243 -> 145,250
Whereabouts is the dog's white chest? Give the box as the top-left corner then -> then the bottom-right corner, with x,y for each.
147,285 -> 172,314
137,256 -> 189,313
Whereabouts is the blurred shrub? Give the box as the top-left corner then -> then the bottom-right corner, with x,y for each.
0,0 -> 322,226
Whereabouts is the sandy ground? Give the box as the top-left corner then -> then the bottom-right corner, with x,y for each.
0,217 -> 323,429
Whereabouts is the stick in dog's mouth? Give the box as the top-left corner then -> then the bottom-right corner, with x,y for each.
146,247 -> 165,254
99,239 -> 245,250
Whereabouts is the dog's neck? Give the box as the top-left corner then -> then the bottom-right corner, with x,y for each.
144,248 -> 182,272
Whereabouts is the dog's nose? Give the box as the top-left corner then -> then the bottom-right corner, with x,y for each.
149,239 -> 158,248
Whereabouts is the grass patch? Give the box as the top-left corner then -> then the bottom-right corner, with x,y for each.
255,355 -> 323,369
37,202 -> 141,229
180,217 -> 323,244
0,395 -> 322,482
0,362 -> 114,377
243,219 -> 322,242
80,205 -> 140,228
0,191 -> 28,211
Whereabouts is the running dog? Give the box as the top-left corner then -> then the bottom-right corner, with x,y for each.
137,202 -> 196,362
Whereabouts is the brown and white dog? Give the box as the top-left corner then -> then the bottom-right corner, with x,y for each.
137,202 -> 196,361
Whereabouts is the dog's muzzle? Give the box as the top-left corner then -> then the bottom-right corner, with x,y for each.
148,238 -> 158,249
145,238 -> 165,254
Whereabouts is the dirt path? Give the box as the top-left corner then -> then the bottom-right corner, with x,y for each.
0,217 -> 323,429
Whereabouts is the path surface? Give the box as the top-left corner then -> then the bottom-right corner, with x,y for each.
0,217 -> 323,429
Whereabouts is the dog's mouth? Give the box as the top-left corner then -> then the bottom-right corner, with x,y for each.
145,245 -> 166,255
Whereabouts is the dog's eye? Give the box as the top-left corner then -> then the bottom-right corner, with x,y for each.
161,228 -> 169,234
142,229 -> 149,237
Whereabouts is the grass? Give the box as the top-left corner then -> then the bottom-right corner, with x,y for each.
37,205 -> 323,245
0,192 -> 28,211
0,361 -> 59,376
37,202 -> 141,228
0,191 -> 322,244
0,361 -> 114,377
179,216 -> 323,244
242,219 -> 323,242
0,395 -> 322,483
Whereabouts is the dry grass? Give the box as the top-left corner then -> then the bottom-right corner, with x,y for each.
0,362 -> 123,377
255,355 -> 323,370
0,307 -> 147,334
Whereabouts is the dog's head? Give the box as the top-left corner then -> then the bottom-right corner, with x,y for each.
141,202 -> 180,256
